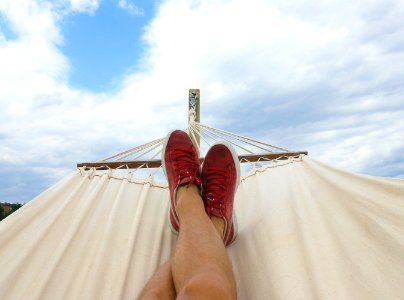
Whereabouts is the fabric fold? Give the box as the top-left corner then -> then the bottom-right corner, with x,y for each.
0,157 -> 403,299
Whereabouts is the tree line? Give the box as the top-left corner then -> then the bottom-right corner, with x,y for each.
0,203 -> 23,221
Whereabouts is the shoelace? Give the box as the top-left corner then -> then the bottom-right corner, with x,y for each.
203,166 -> 229,216
171,147 -> 201,187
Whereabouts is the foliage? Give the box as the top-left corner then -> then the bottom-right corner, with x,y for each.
0,203 -> 23,221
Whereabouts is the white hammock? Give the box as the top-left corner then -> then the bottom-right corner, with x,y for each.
0,155 -> 403,299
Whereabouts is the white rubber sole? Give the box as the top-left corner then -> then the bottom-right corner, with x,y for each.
206,140 -> 240,245
162,131 -> 177,234
162,130 -> 200,235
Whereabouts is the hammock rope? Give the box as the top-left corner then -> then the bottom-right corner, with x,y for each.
101,137 -> 165,162
78,120 -> 306,171
105,121 -> 288,162
194,123 -> 276,153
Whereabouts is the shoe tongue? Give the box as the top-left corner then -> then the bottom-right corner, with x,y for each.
178,176 -> 192,186
209,207 -> 222,217
178,174 -> 201,187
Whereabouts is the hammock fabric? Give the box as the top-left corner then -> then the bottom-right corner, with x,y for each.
0,156 -> 403,299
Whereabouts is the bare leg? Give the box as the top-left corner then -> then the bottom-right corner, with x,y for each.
172,185 -> 237,300
138,260 -> 176,300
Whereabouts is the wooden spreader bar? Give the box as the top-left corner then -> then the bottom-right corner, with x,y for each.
77,151 -> 308,170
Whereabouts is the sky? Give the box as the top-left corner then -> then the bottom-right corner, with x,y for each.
0,0 -> 403,203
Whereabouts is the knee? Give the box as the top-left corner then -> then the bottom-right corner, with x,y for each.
177,273 -> 235,300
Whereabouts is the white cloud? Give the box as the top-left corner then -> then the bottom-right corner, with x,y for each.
0,0 -> 404,202
141,0 -> 347,91
0,30 -> 6,44
117,0 -> 144,16
0,0 -> 60,41
69,0 -> 99,14
0,0 -> 67,114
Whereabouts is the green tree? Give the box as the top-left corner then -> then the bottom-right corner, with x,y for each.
0,203 -> 23,221
0,205 -> 4,221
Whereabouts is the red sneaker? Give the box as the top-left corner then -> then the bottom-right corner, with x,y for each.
162,130 -> 202,233
202,141 -> 240,246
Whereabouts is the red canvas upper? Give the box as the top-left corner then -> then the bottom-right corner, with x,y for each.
162,130 -> 201,233
202,143 -> 240,246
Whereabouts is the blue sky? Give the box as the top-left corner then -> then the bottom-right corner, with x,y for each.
0,0 -> 404,203
62,0 -> 154,91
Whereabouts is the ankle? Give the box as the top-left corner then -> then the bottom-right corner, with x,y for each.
211,216 -> 225,239
176,185 -> 203,211
177,184 -> 200,198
